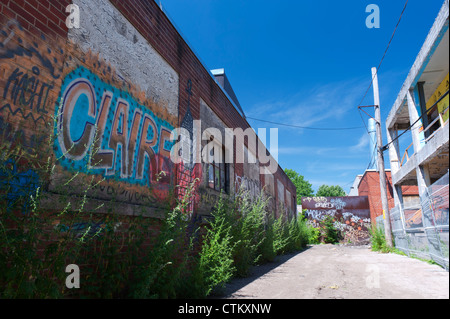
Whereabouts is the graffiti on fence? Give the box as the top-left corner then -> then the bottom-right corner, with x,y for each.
302,196 -> 371,244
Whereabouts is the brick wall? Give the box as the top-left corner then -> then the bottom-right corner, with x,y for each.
358,170 -> 419,223
1,0 -> 70,39
0,0 -> 296,220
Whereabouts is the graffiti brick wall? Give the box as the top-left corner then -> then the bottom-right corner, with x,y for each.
1,4 -> 180,217
104,0 -> 297,218
1,1 -> 70,214
0,0 -> 296,220
301,196 -> 371,244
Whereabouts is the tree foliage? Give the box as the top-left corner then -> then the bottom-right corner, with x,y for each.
316,185 -> 347,197
283,168 -> 314,204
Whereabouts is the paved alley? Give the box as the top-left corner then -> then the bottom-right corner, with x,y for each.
223,245 -> 449,299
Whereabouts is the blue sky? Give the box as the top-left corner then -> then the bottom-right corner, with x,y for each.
159,0 -> 445,193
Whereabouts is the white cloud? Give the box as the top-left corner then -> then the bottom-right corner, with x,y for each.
278,146 -> 338,155
351,133 -> 370,152
247,78 -> 368,130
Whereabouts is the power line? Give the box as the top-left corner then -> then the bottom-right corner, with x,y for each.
248,1 -> 410,135
357,0 -> 409,165
246,116 -> 364,131
357,0 -> 409,108
381,89 -> 449,151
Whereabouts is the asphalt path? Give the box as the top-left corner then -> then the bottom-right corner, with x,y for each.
221,244 -> 449,299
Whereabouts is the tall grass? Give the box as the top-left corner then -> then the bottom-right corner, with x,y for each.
197,187 -> 315,296
369,225 -> 395,253
1,116 -> 315,298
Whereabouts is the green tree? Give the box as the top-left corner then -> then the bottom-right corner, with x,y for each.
284,169 -> 314,204
316,185 -> 346,197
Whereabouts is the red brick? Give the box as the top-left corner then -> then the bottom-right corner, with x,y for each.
358,170 -> 419,224
1,0 -> 297,221
24,1 -> 47,25
8,0 -> 36,25
1,5 -> 17,20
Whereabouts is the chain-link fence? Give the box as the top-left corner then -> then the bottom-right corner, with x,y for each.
421,172 -> 449,269
377,171 -> 449,270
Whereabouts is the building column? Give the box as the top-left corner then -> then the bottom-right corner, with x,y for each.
386,125 -> 404,207
416,164 -> 432,197
387,125 -> 408,236
406,89 -> 425,153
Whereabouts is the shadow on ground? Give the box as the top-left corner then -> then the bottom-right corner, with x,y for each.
211,246 -> 312,299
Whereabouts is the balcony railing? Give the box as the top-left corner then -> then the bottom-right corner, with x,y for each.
398,89 -> 448,168
423,89 -> 449,143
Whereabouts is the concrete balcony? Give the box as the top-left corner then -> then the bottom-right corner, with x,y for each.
392,121 -> 449,186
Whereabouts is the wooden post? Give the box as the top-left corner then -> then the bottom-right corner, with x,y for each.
372,67 -> 393,248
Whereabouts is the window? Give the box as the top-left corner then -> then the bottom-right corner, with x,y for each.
207,146 -> 229,193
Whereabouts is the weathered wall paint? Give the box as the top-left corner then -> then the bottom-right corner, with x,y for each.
1,19 -> 63,141
0,158 -> 40,210
69,0 -> 179,117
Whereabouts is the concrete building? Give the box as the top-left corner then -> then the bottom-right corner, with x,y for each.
384,0 -> 448,267
348,174 -> 363,196
385,0 -> 448,202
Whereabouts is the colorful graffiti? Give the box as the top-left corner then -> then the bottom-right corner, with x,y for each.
54,66 -> 176,187
55,220 -> 108,239
1,16 -> 180,210
1,19 -> 63,123
176,79 -> 202,215
0,159 -> 40,211
302,196 -> 371,244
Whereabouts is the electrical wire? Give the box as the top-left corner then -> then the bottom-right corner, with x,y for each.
245,116 -> 364,131
356,0 -> 409,160
247,1 -> 410,134
382,89 -> 449,151
357,0 -> 409,108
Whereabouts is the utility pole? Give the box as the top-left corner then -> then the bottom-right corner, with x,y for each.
372,67 -> 393,248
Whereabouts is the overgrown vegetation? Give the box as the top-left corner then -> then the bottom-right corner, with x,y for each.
0,118 -> 317,298
321,216 -> 341,244
369,225 -> 393,253
196,187 -> 316,296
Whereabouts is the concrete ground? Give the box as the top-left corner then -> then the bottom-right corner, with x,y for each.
221,244 -> 449,299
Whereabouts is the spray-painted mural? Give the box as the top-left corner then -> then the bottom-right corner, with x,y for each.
1,19 -> 62,141
302,196 -> 371,244
54,66 -> 176,187
0,16 -> 180,211
0,19 -> 62,210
